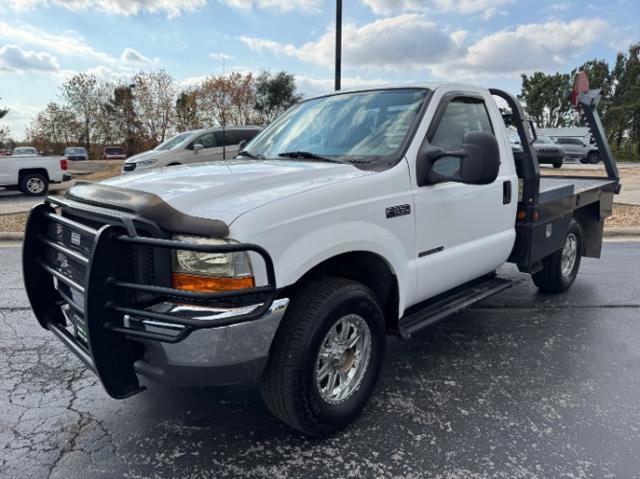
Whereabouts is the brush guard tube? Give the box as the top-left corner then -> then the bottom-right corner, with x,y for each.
22,199 -> 277,399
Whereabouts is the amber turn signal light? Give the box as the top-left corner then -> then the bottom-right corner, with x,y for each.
172,273 -> 255,292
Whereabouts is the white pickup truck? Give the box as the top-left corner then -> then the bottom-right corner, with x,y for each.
1,148 -> 71,195
23,74 -> 620,436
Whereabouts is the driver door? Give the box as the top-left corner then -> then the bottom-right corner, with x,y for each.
412,93 -> 517,302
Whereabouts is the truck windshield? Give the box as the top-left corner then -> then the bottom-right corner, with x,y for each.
245,88 -> 428,163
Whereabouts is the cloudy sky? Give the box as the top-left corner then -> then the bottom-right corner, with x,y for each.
0,0 -> 637,138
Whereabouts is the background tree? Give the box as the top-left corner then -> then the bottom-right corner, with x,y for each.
0,98 -> 10,150
26,102 -> 80,152
61,73 -> 100,153
254,71 -> 301,124
520,72 -> 574,128
175,89 -> 201,132
132,69 -> 176,148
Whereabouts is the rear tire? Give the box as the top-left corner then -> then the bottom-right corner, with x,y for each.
532,219 -> 582,293
19,173 -> 48,196
587,152 -> 600,164
552,159 -> 563,168
260,277 -> 386,437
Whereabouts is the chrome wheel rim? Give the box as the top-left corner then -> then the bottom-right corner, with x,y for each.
561,232 -> 578,279
315,314 -> 372,404
26,177 -> 45,194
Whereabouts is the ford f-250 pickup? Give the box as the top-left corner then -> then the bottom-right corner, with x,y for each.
23,72 -> 620,436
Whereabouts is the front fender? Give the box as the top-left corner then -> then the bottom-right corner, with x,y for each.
273,220 -> 415,315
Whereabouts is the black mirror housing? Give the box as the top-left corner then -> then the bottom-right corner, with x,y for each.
417,131 -> 501,186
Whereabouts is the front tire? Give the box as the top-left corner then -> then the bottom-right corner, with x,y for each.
260,277 -> 386,437
532,219 -> 582,293
587,152 -> 600,164
19,173 -> 48,196
553,159 -> 563,168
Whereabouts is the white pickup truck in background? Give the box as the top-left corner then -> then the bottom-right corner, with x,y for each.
1,149 -> 71,195
23,73 -> 620,436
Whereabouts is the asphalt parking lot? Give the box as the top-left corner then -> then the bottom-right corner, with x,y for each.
1,241 -> 639,479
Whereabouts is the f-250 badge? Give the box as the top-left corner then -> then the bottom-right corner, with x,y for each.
386,204 -> 411,218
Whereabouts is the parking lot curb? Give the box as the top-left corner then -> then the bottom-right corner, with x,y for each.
604,227 -> 640,237
0,232 -> 24,241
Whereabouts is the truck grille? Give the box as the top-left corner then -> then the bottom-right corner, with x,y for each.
37,205 -> 159,350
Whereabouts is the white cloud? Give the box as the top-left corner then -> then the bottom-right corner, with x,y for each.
0,103 -> 42,139
221,0 -> 322,12
240,14 -> 459,69
121,47 -> 153,64
209,52 -> 234,61
0,20 -> 114,64
0,44 -> 59,72
295,75 -> 390,98
5,0 -> 206,17
361,0 -> 512,18
461,18 -> 609,74
242,15 -> 609,82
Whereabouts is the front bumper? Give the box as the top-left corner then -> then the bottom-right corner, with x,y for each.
134,298 -> 289,386
22,196 -> 278,398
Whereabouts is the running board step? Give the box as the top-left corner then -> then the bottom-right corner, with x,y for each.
397,277 -> 512,339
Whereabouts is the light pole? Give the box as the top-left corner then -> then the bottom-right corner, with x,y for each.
335,0 -> 342,91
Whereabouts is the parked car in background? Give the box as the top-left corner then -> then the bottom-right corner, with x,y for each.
554,137 -> 600,164
12,146 -> 39,157
0,151 -> 70,195
533,135 -> 565,168
122,126 -> 261,174
102,146 -> 127,160
0,150 -> 11,156
64,146 -> 89,161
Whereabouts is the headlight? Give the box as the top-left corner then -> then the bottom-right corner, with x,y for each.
137,158 -> 158,167
172,235 -> 254,292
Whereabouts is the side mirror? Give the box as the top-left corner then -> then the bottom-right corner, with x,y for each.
238,139 -> 247,151
193,143 -> 204,154
417,131 -> 501,186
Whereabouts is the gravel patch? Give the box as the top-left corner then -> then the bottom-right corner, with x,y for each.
0,212 -> 28,233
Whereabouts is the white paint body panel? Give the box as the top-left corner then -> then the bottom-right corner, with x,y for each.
98,83 -> 519,318
0,155 -> 66,186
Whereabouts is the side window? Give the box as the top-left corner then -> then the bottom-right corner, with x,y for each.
429,97 -> 494,177
214,131 -> 239,147
194,132 -> 216,149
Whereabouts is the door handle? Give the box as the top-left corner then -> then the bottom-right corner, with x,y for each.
503,181 -> 512,205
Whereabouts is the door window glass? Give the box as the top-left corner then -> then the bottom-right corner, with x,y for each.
429,97 -> 494,177
214,131 -> 235,146
430,97 -> 493,150
194,132 -> 216,149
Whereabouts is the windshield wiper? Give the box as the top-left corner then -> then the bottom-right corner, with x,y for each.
277,151 -> 347,164
236,150 -> 263,160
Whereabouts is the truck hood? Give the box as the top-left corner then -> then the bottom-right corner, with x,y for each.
100,159 -> 372,224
